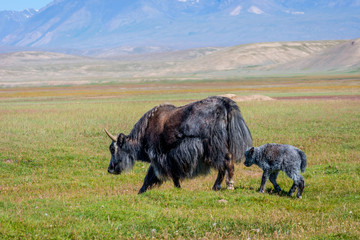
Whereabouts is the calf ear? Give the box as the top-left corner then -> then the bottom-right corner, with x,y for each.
249,147 -> 255,155
117,133 -> 126,147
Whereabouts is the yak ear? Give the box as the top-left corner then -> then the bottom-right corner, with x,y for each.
117,133 -> 126,147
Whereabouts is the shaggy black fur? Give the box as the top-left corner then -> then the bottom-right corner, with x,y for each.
106,96 -> 252,193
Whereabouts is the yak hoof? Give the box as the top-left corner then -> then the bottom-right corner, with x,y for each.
226,180 -> 234,190
212,184 -> 221,191
226,185 -> 234,190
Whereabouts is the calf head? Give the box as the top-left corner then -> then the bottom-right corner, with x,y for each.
244,147 -> 255,167
105,129 -> 135,175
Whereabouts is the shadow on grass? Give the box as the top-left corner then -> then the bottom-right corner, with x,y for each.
234,185 -> 298,199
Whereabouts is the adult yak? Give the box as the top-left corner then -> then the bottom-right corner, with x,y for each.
105,96 -> 252,193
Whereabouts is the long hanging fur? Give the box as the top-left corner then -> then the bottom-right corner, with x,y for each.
223,97 -> 253,162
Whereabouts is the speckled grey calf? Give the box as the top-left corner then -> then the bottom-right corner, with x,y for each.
244,144 -> 307,198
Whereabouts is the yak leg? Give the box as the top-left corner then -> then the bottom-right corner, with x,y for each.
172,176 -> 181,189
212,170 -> 225,191
212,153 -> 234,191
225,153 -> 235,190
138,164 -> 162,194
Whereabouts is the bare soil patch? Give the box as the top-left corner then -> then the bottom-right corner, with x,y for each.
220,94 -> 275,102
275,95 -> 360,100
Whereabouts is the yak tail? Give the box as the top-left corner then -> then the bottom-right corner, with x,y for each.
226,99 -> 253,163
298,149 -> 307,172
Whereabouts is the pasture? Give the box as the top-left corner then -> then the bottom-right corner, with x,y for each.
1,77 -> 360,239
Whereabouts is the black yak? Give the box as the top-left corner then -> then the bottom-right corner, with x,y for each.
105,96 -> 252,193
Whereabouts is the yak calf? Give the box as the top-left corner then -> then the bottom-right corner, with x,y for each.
244,143 -> 307,198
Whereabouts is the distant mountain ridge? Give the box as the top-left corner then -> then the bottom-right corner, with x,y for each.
1,39 -> 359,87
0,0 -> 359,54
0,9 -> 37,39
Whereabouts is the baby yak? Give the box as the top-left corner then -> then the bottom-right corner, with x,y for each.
244,143 -> 307,198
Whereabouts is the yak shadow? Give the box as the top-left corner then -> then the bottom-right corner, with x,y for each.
265,188 -> 289,197
265,188 -> 301,199
235,185 -> 294,198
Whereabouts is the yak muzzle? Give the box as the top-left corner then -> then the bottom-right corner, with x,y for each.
107,166 -> 121,175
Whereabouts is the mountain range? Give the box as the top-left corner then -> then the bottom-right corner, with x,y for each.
1,38 -> 359,87
0,0 -> 359,55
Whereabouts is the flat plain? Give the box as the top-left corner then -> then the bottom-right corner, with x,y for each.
1,77 -> 359,239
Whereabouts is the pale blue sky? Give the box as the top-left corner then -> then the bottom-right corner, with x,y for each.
0,0 -> 52,11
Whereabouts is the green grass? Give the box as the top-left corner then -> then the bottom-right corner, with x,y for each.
1,82 -> 360,239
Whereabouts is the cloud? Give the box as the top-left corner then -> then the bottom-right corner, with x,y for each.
178,0 -> 200,2
248,6 -> 264,15
230,5 -> 242,16
285,10 -> 305,15
292,11 -> 305,15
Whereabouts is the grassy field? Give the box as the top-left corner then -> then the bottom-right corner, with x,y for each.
1,78 -> 360,239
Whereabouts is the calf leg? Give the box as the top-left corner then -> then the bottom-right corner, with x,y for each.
259,171 -> 270,193
296,176 -> 305,199
269,171 -> 282,192
212,170 -> 225,191
288,182 -> 297,197
286,170 -> 304,198
225,153 -> 235,190
138,164 -> 162,194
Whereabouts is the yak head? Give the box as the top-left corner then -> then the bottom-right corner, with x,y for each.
104,129 -> 135,175
244,147 -> 255,167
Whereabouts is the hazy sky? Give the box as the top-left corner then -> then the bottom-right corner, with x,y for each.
0,0 -> 52,11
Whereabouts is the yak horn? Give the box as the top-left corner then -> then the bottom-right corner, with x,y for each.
104,128 -> 117,142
